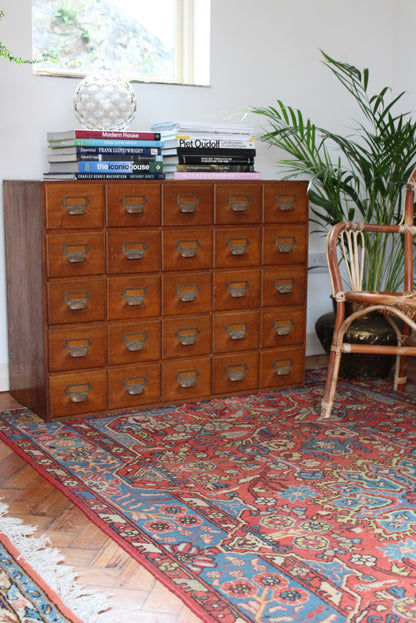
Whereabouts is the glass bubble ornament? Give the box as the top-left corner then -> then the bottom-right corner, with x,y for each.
73,73 -> 137,130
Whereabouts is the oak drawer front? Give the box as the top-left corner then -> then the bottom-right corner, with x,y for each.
213,268 -> 260,311
214,227 -> 261,268
162,315 -> 211,359
262,225 -> 307,266
108,363 -> 161,409
107,275 -> 161,320
162,228 -> 213,271
162,357 -> 211,401
49,369 -> 107,418
261,308 -> 305,348
214,183 -> 262,224
108,320 -> 161,365
106,182 -> 161,227
213,310 -> 260,353
260,347 -> 304,388
45,183 -> 105,229
262,267 -> 306,308
46,231 -> 105,278
212,351 -> 259,394
107,229 -> 161,274
263,182 -> 308,223
47,277 -> 106,325
48,325 -> 106,372
162,183 -> 213,226
162,272 -> 212,316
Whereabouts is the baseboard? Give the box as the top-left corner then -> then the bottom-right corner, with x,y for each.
0,364 -> 9,392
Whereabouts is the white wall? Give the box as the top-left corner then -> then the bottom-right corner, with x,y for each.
0,0 -> 412,390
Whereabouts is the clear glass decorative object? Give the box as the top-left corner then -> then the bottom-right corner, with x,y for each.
73,73 -> 137,130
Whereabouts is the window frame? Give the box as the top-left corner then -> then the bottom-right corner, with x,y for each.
32,0 -> 210,86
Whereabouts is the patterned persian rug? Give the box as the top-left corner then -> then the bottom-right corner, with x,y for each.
0,369 -> 416,623
0,501 -> 108,622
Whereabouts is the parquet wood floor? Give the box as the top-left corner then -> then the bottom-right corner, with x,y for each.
0,354 -> 350,622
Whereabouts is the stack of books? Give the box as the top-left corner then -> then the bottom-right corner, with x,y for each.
44,129 -> 165,180
150,121 -> 260,180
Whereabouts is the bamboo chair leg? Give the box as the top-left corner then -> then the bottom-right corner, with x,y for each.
395,354 -> 407,391
320,346 -> 343,419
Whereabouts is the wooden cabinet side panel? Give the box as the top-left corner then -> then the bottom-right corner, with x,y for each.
3,181 -> 48,418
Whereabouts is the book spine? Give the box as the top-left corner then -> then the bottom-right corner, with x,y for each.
73,173 -> 166,179
78,161 -> 163,173
174,164 -> 254,172
176,155 -> 255,164
48,154 -> 163,163
164,138 -> 255,149
77,146 -> 162,156
83,154 -> 162,162
166,147 -> 256,157
168,171 -> 261,180
75,130 -> 161,140
49,139 -> 164,147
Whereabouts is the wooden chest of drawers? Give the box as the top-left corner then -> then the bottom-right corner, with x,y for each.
3,179 -> 308,420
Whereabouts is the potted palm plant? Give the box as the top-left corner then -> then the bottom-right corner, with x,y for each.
251,51 -> 416,378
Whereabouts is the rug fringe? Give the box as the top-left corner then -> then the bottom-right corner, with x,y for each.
0,500 -> 111,622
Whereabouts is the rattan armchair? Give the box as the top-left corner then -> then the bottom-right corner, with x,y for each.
320,168 -> 416,419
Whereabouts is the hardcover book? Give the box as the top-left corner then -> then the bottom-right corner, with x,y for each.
47,129 -> 161,141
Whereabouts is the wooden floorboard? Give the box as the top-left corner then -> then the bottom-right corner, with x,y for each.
0,354 -> 357,622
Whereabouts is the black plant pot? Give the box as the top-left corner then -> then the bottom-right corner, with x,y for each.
315,301 -> 397,380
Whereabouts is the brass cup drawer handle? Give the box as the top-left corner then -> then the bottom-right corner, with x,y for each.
176,283 -> 200,302
175,239 -> 200,258
226,363 -> 248,382
63,290 -> 91,311
273,358 -> 293,376
121,241 -> 147,260
64,338 -> 92,357
122,332 -> 148,351
227,280 -> 249,298
61,195 -> 90,216
275,236 -> 296,253
275,194 -> 296,212
226,322 -> 248,340
122,376 -> 148,395
122,287 -> 148,306
274,319 -> 294,336
176,194 -> 200,213
273,278 -> 294,294
227,237 -> 250,256
121,194 -> 147,214
175,369 -> 200,388
62,243 -> 90,263
228,194 -> 250,213
64,382 -> 92,403
176,327 -> 200,346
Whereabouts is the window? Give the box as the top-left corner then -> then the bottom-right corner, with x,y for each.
32,0 -> 210,85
